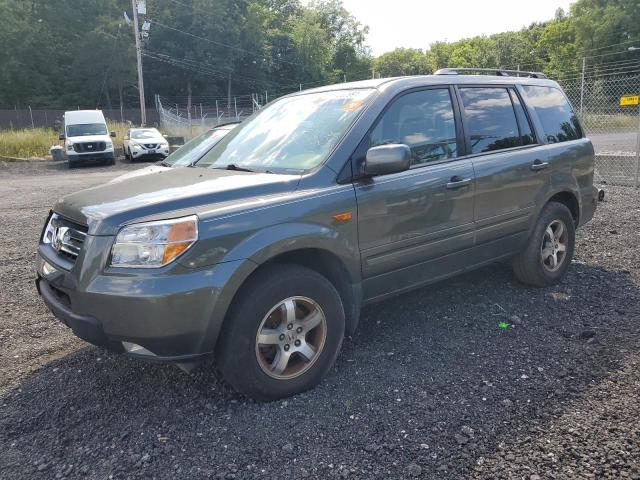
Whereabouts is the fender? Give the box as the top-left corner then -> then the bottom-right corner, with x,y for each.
541,186 -> 581,221
201,222 -> 362,351
224,222 -> 361,277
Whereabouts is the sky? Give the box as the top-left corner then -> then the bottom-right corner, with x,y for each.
339,0 -> 574,55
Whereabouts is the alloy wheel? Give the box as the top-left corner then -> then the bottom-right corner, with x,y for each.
540,219 -> 568,272
255,296 -> 327,380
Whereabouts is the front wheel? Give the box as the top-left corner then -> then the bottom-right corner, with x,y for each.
216,264 -> 345,401
512,201 -> 575,287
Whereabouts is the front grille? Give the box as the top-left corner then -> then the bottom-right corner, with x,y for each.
42,214 -> 88,262
73,142 -> 106,153
143,143 -> 158,149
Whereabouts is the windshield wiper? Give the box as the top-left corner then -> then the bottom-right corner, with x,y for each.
212,163 -> 256,172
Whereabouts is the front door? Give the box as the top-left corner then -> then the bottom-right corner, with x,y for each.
353,87 -> 475,301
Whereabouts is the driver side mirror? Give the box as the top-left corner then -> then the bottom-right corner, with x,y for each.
364,144 -> 411,176
59,134 -> 65,141
110,131 -> 117,137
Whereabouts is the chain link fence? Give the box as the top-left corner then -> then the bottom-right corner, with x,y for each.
560,72 -> 640,187
155,72 -> 640,187
156,93 -> 265,139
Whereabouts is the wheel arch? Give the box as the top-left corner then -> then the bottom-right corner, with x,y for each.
546,190 -> 580,226
210,245 -> 362,355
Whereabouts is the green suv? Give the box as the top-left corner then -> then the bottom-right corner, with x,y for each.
36,69 -> 598,400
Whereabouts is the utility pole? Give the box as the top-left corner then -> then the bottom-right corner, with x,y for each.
131,0 -> 146,126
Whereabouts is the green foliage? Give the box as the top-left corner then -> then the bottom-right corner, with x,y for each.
375,48 -> 431,77
0,0 -> 638,110
375,1 -> 640,80
0,0 -> 371,109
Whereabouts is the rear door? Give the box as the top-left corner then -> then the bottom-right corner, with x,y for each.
456,85 -> 549,263
353,87 -> 476,301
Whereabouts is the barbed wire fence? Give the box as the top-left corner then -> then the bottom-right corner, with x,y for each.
155,93 -> 266,138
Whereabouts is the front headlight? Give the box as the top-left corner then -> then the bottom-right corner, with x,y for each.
110,215 -> 198,268
105,141 -> 113,149
131,143 -> 142,149
66,142 -> 74,150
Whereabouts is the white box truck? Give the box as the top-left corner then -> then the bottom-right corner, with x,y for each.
59,110 -> 116,168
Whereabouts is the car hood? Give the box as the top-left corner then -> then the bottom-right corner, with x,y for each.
67,134 -> 111,143
108,165 -> 171,183
130,136 -> 166,144
54,167 -> 301,235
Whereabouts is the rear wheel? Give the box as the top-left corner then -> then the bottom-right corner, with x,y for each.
512,201 -> 575,287
216,264 -> 345,401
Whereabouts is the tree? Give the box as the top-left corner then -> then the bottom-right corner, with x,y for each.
374,48 -> 431,77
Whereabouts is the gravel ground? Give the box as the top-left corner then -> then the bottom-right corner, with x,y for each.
1,160 -> 639,480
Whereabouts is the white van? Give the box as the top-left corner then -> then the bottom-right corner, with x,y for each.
60,110 -> 116,167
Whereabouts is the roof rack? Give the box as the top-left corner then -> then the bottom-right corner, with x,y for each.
434,68 -> 547,79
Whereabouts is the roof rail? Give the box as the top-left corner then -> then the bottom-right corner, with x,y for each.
434,68 -> 547,79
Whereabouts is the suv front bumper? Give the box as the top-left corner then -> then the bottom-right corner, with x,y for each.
131,148 -> 169,160
67,151 -> 115,163
35,250 -> 247,362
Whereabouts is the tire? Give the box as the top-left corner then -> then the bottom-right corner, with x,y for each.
68,159 -> 76,169
216,264 -> 345,401
512,201 -> 575,287
123,147 -> 129,161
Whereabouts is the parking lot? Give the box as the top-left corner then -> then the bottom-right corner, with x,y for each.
1,160 -> 639,479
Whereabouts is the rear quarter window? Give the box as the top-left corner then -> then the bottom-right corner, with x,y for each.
459,87 -> 522,154
521,85 -> 583,143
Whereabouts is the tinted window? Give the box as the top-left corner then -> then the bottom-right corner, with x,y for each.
509,90 -> 536,145
370,88 -> 457,165
459,87 -> 520,154
522,85 -> 583,143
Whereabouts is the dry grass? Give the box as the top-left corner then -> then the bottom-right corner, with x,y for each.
0,121 -> 130,159
0,128 -> 58,158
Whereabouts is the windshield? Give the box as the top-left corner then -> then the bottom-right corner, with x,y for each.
197,89 -> 374,172
163,127 -> 233,166
66,123 -> 107,137
131,128 -> 162,139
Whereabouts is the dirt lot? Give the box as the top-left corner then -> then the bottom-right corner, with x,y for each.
1,160 -> 639,480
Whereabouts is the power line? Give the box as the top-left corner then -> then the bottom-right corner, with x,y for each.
144,50 -> 292,88
152,20 -> 303,68
506,45 -> 640,71
582,38 -> 640,53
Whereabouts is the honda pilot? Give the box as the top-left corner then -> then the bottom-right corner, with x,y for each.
36,69 -> 598,400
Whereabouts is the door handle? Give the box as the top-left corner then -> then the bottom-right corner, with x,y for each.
446,176 -> 472,189
530,159 -> 549,171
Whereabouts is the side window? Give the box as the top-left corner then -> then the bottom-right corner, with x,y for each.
459,87 -> 521,154
509,89 -> 536,145
370,89 -> 457,165
521,85 -> 583,143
